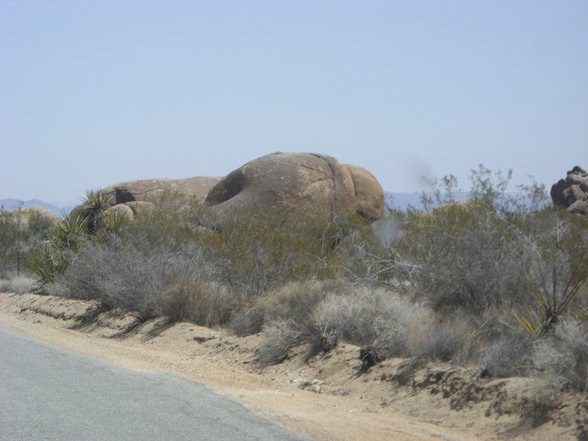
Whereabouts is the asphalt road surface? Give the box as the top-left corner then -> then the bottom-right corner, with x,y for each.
0,328 -> 312,441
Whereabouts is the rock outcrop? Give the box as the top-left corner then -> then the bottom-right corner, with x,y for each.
92,152 -> 385,229
204,152 -> 385,229
101,176 -> 221,219
550,166 -> 588,215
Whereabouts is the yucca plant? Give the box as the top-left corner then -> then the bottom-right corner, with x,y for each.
29,244 -> 70,287
53,214 -> 88,251
100,208 -> 128,236
80,190 -> 112,234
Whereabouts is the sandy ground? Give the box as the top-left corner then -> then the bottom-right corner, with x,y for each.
0,292 -> 585,441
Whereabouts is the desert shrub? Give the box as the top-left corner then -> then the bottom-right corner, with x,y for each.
254,283 -> 473,366
315,287 -> 472,361
231,279 -> 350,336
230,306 -> 266,337
52,236 -> 213,320
202,208 -> 346,297
532,319 -> 588,392
255,284 -> 428,363
118,199 -> 204,252
314,287 -> 423,352
261,279 -> 349,325
386,166 -> 588,342
0,207 -> 55,277
394,199 -> 532,313
0,209 -> 25,275
55,239 -> 158,312
479,335 -> 533,378
254,319 -> 305,366
407,317 -> 474,362
514,208 -> 588,335
334,218 -> 421,291
0,273 -> 37,294
160,279 -> 240,327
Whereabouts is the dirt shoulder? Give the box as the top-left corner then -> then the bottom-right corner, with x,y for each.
0,293 -> 584,441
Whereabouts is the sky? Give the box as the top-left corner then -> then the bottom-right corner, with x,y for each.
1,0 -> 587,205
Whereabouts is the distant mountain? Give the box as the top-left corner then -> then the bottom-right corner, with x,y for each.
0,199 -> 73,216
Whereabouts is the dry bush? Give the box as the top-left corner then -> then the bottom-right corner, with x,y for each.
0,273 -> 37,294
160,279 -> 239,327
533,319 -> 588,392
250,280 -> 354,366
315,287 -> 426,356
254,319 -> 304,366
52,237 -> 214,320
1,208 -> 55,277
395,201 -> 531,314
54,239 -> 166,318
230,305 -> 266,337
316,286 -> 486,363
231,279 -> 350,336
251,281 -> 478,367
254,283 -> 473,367
479,336 -> 533,378
407,317 -> 474,362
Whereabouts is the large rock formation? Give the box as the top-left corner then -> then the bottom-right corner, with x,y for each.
204,152 -> 385,229
550,166 -> 588,215
91,152 -> 385,229
101,176 -> 221,219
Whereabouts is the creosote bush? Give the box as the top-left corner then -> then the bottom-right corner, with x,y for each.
203,207 -> 352,296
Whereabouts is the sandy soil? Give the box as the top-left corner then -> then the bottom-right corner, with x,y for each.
0,292 -> 585,441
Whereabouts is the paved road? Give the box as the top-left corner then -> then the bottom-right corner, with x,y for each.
0,329 -> 312,441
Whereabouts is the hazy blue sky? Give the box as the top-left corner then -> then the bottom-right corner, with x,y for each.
1,0 -> 587,204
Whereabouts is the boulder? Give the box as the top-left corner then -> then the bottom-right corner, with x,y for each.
125,201 -> 155,217
204,152 -> 385,229
568,200 -> 588,216
103,203 -> 135,221
89,152 -> 385,233
103,176 -> 221,205
551,166 -> 588,215
344,164 -> 385,221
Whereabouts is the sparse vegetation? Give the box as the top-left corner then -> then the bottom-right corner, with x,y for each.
0,273 -> 37,294
3,165 -> 585,404
533,319 -> 588,392
0,205 -> 56,287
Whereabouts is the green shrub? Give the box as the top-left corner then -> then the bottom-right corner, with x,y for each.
202,208 -> 347,296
